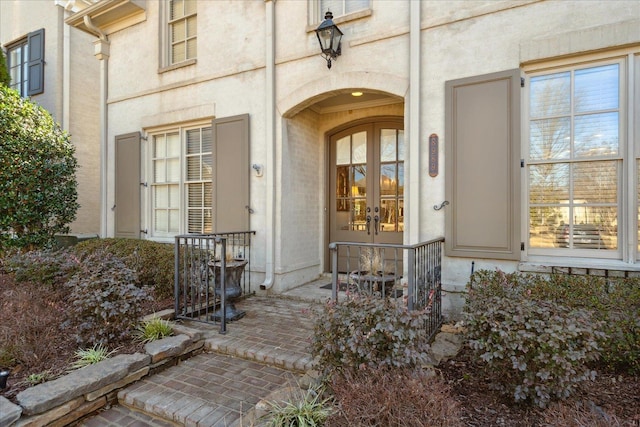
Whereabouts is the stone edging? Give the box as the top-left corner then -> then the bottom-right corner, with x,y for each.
0,310 -> 199,427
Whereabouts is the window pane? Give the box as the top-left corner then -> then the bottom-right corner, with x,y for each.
320,0 -> 343,15
397,130 -> 405,161
171,20 -> 185,42
380,129 -> 396,162
155,210 -> 168,231
529,163 -> 570,204
169,210 -> 179,233
336,136 -> 350,165
186,38 -> 197,60
188,210 -> 202,233
170,0 -> 184,19
167,158 -> 180,182
530,72 -> 570,118
202,128 -> 212,153
187,156 -> 200,180
154,186 -> 168,207
169,184 -> 180,206
573,161 -> 617,204
380,199 -> 397,232
352,131 -> 366,163
352,165 -> 366,197
184,0 -> 196,15
167,133 -> 180,156
154,135 -> 166,157
575,64 -> 618,113
574,112 -> 619,157
186,16 -> 197,38
345,0 -> 369,13
380,164 -> 396,196
204,182 -> 212,205
188,183 -> 203,206
186,129 -> 200,154
154,159 -> 166,182
529,117 -> 570,160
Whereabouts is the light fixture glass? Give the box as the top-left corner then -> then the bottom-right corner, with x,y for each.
351,91 -> 363,97
315,11 -> 343,69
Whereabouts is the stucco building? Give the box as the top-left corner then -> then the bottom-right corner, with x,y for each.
3,0 -> 640,317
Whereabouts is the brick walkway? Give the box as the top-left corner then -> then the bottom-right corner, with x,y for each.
78,289 -> 328,427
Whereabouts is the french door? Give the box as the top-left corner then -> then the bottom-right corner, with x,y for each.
329,120 -> 404,269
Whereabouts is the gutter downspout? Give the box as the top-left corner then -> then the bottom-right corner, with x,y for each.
407,0 -> 421,244
260,0 -> 276,290
83,15 -> 109,238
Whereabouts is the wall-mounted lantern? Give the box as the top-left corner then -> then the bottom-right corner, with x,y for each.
315,11 -> 343,69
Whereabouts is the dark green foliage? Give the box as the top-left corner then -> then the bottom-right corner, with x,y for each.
311,293 -> 431,377
73,238 -> 175,299
0,85 -> 79,253
464,269 -> 639,407
0,50 -> 10,86
64,250 -> 152,346
4,249 -> 81,287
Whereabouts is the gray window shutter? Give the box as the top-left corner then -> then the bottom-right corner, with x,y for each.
115,132 -> 141,238
212,114 -> 250,232
27,28 -> 44,96
444,69 -> 521,260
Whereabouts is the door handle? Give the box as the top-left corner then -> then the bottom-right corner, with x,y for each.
374,215 -> 379,235
366,215 -> 371,235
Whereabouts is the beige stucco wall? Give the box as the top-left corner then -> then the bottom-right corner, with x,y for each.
96,0 -> 639,314
1,0 -> 101,234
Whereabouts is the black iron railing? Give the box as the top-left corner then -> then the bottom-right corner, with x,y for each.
174,231 -> 255,334
328,237 -> 444,341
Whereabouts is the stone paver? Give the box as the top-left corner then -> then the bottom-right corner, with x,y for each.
77,289 -> 328,427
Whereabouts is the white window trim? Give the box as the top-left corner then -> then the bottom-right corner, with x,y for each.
143,120 -> 212,242
158,0 -> 197,73
522,49 -> 639,266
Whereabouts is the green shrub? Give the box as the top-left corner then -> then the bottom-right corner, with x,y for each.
0,50 -> 10,87
64,250 -> 152,345
311,294 -> 431,377
4,249 -> 81,287
465,270 -> 606,407
328,367 -> 463,427
73,238 -> 174,299
527,273 -> 640,374
0,85 -> 79,253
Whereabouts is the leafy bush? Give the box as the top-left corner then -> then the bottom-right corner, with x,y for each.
73,238 -> 174,299
135,316 -> 174,343
4,249 -> 81,287
328,367 -> 463,427
262,385 -> 333,427
311,293 -> 431,377
465,270 -> 606,407
526,273 -> 640,374
0,50 -> 10,87
0,85 -> 79,253
65,250 -> 152,345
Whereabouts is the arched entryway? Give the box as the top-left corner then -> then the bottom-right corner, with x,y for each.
328,117 -> 404,251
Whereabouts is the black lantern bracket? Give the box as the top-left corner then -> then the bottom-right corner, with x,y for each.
315,11 -> 343,69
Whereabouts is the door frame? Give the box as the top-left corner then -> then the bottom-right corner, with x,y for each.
323,116 -> 404,271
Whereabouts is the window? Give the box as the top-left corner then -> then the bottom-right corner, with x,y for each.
5,29 -> 44,96
150,125 -> 212,237
526,55 -> 638,262
168,0 -> 196,65
319,0 -> 369,17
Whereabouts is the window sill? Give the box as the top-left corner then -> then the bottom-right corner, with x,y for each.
158,59 -> 197,74
520,257 -> 640,277
306,8 -> 372,33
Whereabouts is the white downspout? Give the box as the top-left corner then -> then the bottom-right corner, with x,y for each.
83,15 -> 109,238
407,0 -> 421,244
261,0 -> 276,290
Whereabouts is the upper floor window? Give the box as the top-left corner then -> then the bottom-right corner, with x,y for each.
5,29 -> 44,96
319,0 -> 369,17
168,0 -> 196,65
